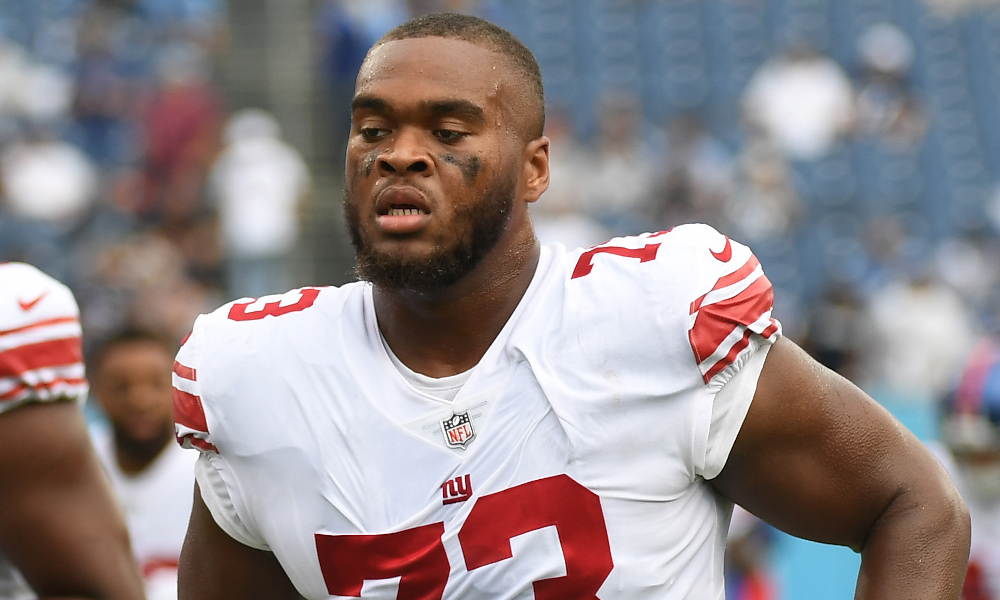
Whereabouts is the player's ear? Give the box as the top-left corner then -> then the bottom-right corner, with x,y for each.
520,135 -> 549,204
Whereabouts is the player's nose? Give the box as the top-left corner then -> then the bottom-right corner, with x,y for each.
377,127 -> 434,177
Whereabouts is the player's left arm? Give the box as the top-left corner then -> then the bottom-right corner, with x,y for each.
0,401 -> 146,600
710,337 -> 971,599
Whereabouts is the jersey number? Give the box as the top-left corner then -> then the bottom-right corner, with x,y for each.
314,475 -> 614,599
571,243 -> 661,279
227,288 -> 321,321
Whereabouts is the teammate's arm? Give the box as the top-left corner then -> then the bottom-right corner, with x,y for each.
0,401 -> 146,600
711,337 -> 970,599
178,485 -> 303,600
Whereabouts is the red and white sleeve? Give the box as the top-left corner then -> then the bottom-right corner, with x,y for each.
173,325 -> 218,454
687,235 -> 781,388
0,263 -> 88,414
173,321 -> 269,549
679,228 -> 782,479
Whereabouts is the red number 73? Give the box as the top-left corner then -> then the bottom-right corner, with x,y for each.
315,475 -> 614,599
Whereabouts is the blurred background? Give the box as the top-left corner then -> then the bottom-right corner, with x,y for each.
0,0 -> 998,598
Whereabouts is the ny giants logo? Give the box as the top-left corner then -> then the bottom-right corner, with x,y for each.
442,474 -> 472,505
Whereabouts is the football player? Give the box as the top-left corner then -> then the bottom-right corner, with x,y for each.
934,339 -> 1000,600
0,262 -> 146,600
90,328 -> 197,599
176,13 -> 969,599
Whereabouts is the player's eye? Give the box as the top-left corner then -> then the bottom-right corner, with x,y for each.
434,129 -> 468,143
359,127 -> 389,142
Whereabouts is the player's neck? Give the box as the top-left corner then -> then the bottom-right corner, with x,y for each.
373,228 -> 540,379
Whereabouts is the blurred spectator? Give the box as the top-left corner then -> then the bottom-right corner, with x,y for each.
89,328 -> 196,600
851,215 -> 908,297
0,0 -> 229,406
141,41 -> 222,225
531,107 -> 609,250
802,283 -> 866,382
854,24 -> 926,148
77,232 -> 214,348
931,338 -> 1000,599
139,0 -> 228,48
722,137 -> 801,244
0,39 -> 74,125
742,42 -> 854,161
861,270 -> 976,400
1,126 -> 98,228
935,236 -> 1000,322
73,6 -> 142,167
989,183 -> 1000,234
578,92 -> 664,236
655,113 -> 735,230
0,126 -> 99,283
0,39 -> 30,122
13,63 -> 74,124
924,0 -> 1000,18
209,109 -> 310,299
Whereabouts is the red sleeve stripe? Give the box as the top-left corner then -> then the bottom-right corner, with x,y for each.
689,275 -> 775,364
173,361 -> 197,381
0,316 -> 80,339
692,267 -> 764,319
759,320 -> 780,340
173,387 -> 210,433
0,377 -> 88,401
176,433 -> 218,453
690,255 -> 762,315
697,312 -> 780,384
0,338 -> 83,379
1,365 -> 86,397
702,330 -> 753,383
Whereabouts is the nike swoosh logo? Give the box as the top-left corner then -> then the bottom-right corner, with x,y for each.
18,292 -> 47,311
710,236 -> 732,262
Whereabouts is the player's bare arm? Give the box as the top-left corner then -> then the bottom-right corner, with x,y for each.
0,401 -> 146,600
711,337 -> 971,599
178,485 -> 303,600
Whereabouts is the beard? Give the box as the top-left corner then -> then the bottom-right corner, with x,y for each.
344,174 -> 516,292
113,421 -> 173,464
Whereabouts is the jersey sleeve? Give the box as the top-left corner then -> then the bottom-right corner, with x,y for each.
194,453 -> 271,550
685,227 -> 781,389
172,322 -> 218,454
173,316 -> 271,549
701,342 -> 769,479
677,225 -> 782,479
0,263 -> 88,415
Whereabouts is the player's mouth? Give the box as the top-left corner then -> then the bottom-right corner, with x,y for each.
375,187 -> 432,234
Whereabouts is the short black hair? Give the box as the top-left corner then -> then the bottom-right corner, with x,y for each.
88,328 -> 175,376
373,13 -> 545,139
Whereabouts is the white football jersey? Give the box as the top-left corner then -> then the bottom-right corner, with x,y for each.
92,426 -> 196,598
174,225 -> 781,599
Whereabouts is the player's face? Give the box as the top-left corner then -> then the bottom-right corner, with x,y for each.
93,341 -> 175,448
344,37 -> 528,291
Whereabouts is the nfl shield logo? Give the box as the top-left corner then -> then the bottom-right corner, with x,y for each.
441,411 -> 476,449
